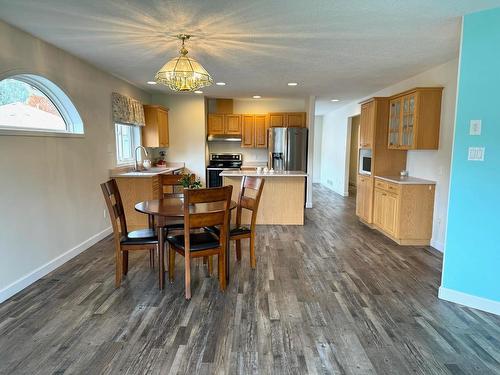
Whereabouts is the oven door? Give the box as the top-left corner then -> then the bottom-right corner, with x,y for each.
207,168 -> 223,188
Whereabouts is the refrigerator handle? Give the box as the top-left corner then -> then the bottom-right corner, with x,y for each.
284,129 -> 289,171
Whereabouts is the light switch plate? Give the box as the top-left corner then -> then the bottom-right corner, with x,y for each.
470,120 -> 482,135
468,147 -> 485,161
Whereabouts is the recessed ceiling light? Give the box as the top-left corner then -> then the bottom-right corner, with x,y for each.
287,82 -> 298,86
253,95 -> 262,99
147,81 -> 157,85
331,99 -> 340,102
194,90 -> 203,94
216,82 -> 226,86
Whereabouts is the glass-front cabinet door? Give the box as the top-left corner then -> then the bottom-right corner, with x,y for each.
388,98 -> 401,148
401,94 -> 415,149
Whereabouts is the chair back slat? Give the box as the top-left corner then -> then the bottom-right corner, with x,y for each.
101,179 -> 128,238
236,176 -> 265,228
183,186 -> 233,252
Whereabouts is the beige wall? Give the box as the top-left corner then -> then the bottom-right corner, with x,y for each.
349,115 -> 360,186
151,94 -> 207,184
0,21 -> 151,302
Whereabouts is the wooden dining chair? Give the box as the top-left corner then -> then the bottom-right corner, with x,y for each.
101,179 -> 160,288
167,186 -> 233,300
158,173 -> 196,232
205,176 -> 265,269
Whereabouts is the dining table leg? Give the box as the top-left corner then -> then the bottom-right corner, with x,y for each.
158,216 -> 165,290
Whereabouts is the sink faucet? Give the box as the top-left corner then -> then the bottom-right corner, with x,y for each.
134,145 -> 148,171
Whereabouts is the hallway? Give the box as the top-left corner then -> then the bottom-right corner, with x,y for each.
0,185 -> 499,374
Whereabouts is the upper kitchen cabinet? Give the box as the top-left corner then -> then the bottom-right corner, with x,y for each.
207,114 -> 242,136
359,100 -> 375,148
142,105 -> 169,148
207,114 -> 225,135
241,114 -> 268,148
224,114 -> 242,135
388,87 -> 443,150
268,112 -> 307,127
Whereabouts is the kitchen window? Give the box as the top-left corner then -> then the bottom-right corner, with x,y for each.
0,74 -> 84,136
115,123 -> 141,165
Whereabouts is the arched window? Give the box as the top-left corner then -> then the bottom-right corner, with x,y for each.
0,74 -> 83,135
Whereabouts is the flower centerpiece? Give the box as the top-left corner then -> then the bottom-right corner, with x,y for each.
179,173 -> 202,189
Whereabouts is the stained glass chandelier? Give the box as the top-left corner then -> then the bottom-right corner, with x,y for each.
154,34 -> 213,92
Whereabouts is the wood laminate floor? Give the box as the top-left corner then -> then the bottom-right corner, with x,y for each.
1,185 -> 500,375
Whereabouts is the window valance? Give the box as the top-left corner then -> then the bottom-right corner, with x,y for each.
112,92 -> 145,127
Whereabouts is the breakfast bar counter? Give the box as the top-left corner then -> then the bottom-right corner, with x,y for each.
220,170 -> 307,225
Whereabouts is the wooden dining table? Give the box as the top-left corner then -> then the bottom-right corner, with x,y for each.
135,197 -> 237,289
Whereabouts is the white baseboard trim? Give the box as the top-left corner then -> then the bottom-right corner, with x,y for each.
438,286 -> 500,316
430,239 -> 444,252
0,226 -> 112,304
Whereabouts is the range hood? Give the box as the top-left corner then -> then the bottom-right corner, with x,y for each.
207,134 -> 242,142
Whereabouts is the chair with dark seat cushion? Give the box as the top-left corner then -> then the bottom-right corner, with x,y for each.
167,186 -> 232,300
205,225 -> 251,237
101,179 -> 160,288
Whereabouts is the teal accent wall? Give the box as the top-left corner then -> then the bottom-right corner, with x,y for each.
442,7 -> 500,302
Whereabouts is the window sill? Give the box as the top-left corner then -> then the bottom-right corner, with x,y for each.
0,128 -> 85,138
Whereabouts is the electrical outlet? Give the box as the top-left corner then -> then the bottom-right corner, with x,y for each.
469,120 -> 481,136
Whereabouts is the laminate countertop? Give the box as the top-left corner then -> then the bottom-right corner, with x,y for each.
220,170 -> 307,177
110,163 -> 184,178
375,175 -> 436,185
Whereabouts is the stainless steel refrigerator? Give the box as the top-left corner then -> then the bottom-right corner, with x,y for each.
268,127 -> 308,172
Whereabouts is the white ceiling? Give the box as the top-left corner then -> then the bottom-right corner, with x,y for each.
1,0 -> 499,114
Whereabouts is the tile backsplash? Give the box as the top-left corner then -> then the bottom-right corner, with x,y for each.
208,143 -> 268,165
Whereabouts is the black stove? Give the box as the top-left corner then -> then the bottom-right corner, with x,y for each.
206,153 -> 242,187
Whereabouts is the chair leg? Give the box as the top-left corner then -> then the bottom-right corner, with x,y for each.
169,246 -> 175,283
185,254 -> 191,300
149,249 -> 155,269
122,250 -> 129,275
250,233 -> 256,269
218,252 -> 226,291
207,256 -> 213,276
235,240 -> 242,261
115,249 -> 122,288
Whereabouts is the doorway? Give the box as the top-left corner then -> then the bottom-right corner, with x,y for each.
348,115 -> 360,193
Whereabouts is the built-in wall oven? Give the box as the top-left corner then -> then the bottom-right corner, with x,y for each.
206,153 -> 242,187
359,148 -> 372,175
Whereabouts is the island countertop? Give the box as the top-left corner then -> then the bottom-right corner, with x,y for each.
220,170 -> 307,177
375,175 -> 436,185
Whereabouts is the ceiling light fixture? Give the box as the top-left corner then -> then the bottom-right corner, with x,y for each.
216,82 -> 226,86
154,34 -> 213,92
288,82 -> 298,86
331,99 -> 340,102
147,81 -> 157,85
253,95 -> 262,99
194,90 -> 203,94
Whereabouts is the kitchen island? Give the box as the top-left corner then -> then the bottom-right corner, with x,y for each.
110,163 -> 184,230
220,170 -> 307,225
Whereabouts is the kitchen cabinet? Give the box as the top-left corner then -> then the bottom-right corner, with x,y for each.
207,114 -> 225,135
254,115 -> 268,148
356,175 -> 373,223
207,114 -> 242,136
241,114 -> 268,148
241,115 -> 255,147
388,87 -> 443,150
142,105 -> 169,148
373,177 -> 435,245
359,101 -> 375,148
268,112 -> 306,128
224,114 -> 242,135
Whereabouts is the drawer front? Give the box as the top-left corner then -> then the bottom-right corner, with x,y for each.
375,180 -> 388,190
387,183 -> 401,194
